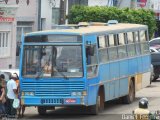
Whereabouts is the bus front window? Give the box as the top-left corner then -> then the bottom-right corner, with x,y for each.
22,45 -> 83,78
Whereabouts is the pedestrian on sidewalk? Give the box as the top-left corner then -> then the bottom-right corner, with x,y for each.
13,73 -> 26,118
6,73 -> 17,118
0,74 -> 9,116
0,74 -> 6,88
0,77 -> 6,115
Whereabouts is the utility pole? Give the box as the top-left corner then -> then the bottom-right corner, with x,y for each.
38,0 -> 41,31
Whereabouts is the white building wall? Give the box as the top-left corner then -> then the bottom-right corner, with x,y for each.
151,0 -> 160,12
0,0 -> 38,69
16,0 -> 38,30
0,22 -> 16,69
2,0 -> 37,29
117,0 -> 131,8
41,0 -> 52,30
88,0 -> 114,6
41,0 -> 60,30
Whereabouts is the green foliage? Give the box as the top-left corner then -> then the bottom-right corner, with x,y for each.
68,5 -> 157,38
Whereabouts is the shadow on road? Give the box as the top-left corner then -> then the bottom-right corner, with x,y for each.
21,98 -> 141,120
23,80 -> 160,120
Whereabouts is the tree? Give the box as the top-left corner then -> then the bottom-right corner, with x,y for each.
68,5 -> 157,38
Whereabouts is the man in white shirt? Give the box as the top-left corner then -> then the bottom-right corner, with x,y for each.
6,73 -> 17,117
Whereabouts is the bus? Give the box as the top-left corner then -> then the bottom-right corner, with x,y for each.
19,21 -> 151,115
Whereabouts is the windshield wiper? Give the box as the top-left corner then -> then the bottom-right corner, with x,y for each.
35,67 -> 44,79
54,68 -> 69,80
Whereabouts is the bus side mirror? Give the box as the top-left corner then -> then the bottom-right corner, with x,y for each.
87,46 -> 94,56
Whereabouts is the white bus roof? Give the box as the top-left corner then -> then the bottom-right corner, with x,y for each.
26,23 -> 147,36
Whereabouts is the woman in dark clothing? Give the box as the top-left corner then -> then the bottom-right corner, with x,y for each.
0,78 -> 6,114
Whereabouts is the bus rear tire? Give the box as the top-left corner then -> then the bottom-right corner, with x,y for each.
122,80 -> 135,104
38,106 -> 47,115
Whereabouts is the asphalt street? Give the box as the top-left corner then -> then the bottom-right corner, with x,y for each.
18,79 -> 160,120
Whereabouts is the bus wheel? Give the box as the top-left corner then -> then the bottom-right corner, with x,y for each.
38,106 -> 47,115
88,96 -> 99,115
122,80 -> 135,104
89,91 -> 104,115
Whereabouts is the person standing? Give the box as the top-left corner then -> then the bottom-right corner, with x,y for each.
0,74 -> 6,88
13,73 -> 26,117
0,77 -> 6,115
6,73 -> 17,117
133,98 -> 155,120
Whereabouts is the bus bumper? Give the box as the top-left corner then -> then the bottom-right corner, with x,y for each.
21,96 -> 87,106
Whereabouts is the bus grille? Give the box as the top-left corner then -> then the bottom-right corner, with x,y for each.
22,81 -> 84,96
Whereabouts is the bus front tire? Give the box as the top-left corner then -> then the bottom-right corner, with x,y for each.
89,96 -> 99,115
122,80 -> 135,104
38,106 -> 47,115
89,92 -> 104,115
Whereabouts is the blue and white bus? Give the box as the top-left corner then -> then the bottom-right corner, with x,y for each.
19,22 -> 151,115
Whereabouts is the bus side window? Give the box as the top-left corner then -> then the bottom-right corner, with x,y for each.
140,30 -> 150,54
126,32 -> 136,57
117,33 -> 127,59
134,31 -> 141,55
97,36 -> 106,48
108,34 -> 118,60
97,35 -> 109,63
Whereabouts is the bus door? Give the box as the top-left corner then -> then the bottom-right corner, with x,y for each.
85,35 -> 99,105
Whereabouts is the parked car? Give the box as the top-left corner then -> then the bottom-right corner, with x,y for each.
149,38 -> 160,81
150,45 -> 160,53
149,37 -> 160,46
0,69 -> 19,81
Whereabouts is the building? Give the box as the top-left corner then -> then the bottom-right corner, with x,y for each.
115,0 -> 151,9
0,0 -> 115,69
0,0 -> 38,69
44,0 -> 115,29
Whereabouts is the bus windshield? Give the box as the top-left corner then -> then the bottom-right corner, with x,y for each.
22,45 -> 83,78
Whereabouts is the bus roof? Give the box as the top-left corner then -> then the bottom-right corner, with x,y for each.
26,23 -> 147,36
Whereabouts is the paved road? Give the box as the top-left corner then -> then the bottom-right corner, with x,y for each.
19,80 -> 160,120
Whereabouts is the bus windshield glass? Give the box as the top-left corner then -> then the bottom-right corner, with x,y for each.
25,35 -> 81,43
22,45 -> 83,78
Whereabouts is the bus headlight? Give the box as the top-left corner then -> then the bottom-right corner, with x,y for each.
71,92 -> 82,96
77,92 -> 82,96
71,91 -> 87,96
24,92 -> 35,96
71,92 -> 77,96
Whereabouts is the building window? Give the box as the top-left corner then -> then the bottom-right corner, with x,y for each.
16,22 -> 33,68
0,32 -> 10,58
52,8 -> 60,25
17,22 -> 33,43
